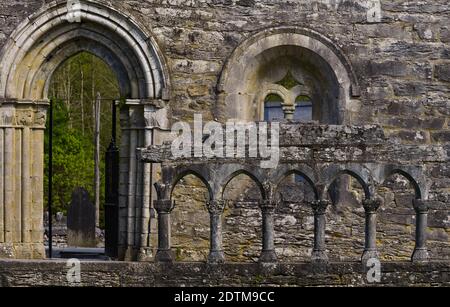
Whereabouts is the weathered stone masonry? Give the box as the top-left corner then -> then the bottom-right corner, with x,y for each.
1,260 -> 450,287
0,99 -> 47,259
0,0 -> 448,272
140,123 -> 446,264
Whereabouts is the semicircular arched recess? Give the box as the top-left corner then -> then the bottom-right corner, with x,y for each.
217,27 -> 360,124
0,0 -> 171,100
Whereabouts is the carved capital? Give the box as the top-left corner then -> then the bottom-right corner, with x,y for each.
206,200 -> 226,215
413,199 -> 429,214
363,197 -> 383,213
33,109 -> 47,127
259,200 -> 277,214
16,109 -> 33,126
282,104 -> 296,114
154,182 -> 172,200
154,199 -> 175,214
262,182 -> 277,201
144,104 -> 169,130
0,106 -> 15,126
127,104 -> 145,127
311,200 -> 330,215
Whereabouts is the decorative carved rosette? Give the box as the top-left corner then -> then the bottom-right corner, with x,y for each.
311,200 -> 330,215
413,199 -> 429,214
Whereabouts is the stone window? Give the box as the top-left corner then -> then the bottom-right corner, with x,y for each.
294,95 -> 313,122
218,26 -> 362,124
264,94 -> 284,121
261,72 -> 314,122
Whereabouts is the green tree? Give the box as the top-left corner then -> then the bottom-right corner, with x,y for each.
44,99 -> 95,213
45,52 -> 121,229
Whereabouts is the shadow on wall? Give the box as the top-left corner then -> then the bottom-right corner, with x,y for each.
325,175 -> 366,262
274,174 -> 315,262
169,172 -> 433,263
378,173 -> 418,261
223,174 -> 263,263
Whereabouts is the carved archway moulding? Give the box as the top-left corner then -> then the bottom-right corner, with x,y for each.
0,0 -> 171,101
217,26 -> 361,123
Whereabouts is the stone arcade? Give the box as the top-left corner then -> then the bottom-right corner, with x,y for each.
140,123 -> 438,264
0,0 -> 449,286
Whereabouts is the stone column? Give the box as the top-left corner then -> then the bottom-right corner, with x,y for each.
122,99 -> 168,262
119,99 -> 171,261
136,104 -> 153,261
361,197 -> 383,263
154,199 -> 175,262
311,200 -> 330,263
259,200 -> 277,263
206,200 -> 226,264
0,99 -> 47,259
282,104 -> 296,120
123,101 -> 142,261
412,199 -> 430,262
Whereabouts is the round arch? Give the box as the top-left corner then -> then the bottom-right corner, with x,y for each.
217,26 -> 360,124
275,170 -> 319,201
0,0 -> 171,100
326,169 -> 371,200
382,169 -> 423,200
0,0 -> 172,260
220,169 -> 266,200
170,169 -> 214,202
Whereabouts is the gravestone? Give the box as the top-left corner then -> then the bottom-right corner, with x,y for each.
67,187 -> 96,247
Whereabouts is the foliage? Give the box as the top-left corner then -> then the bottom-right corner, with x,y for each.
44,100 -> 96,212
44,52 -> 121,228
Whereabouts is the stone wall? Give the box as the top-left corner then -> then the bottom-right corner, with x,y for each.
0,1 -> 445,133
0,260 -> 449,287
143,122 -> 449,263
0,0 -> 448,262
171,175 -> 210,262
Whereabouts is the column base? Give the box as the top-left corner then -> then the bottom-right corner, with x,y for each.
412,248 -> 430,262
207,251 -> 225,264
311,249 -> 328,263
117,245 -> 127,261
137,247 -> 154,262
155,249 -> 174,263
124,246 -> 138,261
259,250 -> 277,263
0,243 -> 45,259
361,249 -> 379,263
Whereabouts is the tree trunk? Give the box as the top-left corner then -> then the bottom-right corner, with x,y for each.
66,61 -> 72,129
94,92 -> 101,229
80,61 -> 85,136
